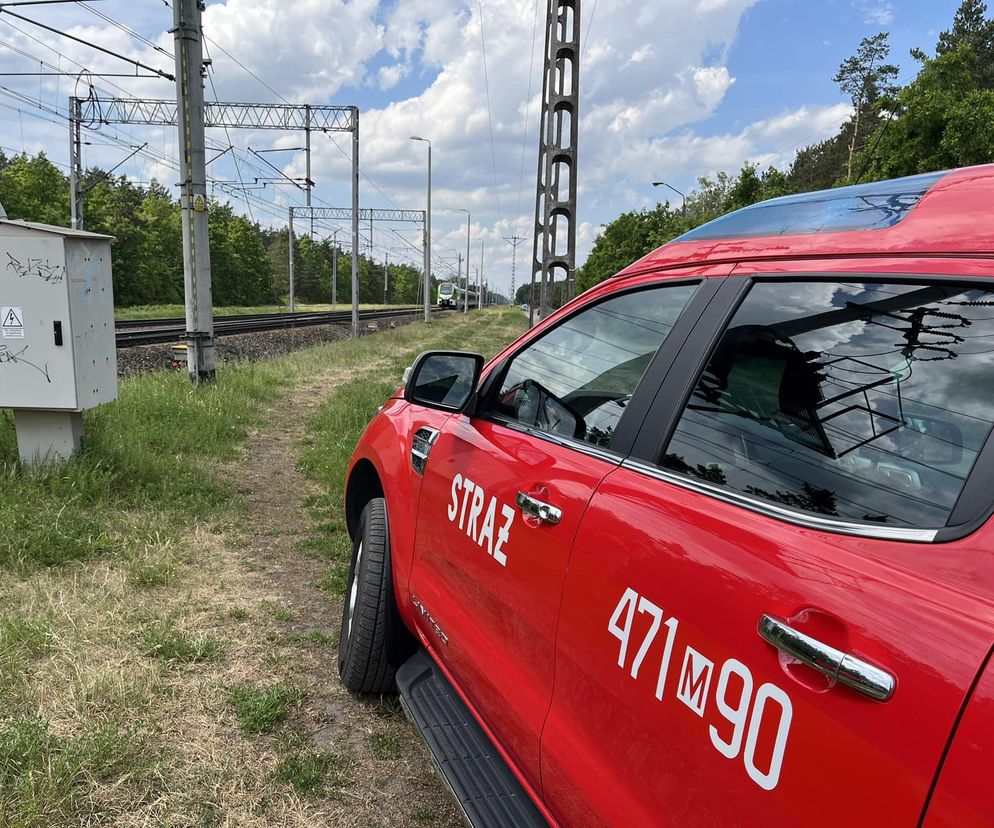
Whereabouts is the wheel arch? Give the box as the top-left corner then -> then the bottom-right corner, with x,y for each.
346,459 -> 384,541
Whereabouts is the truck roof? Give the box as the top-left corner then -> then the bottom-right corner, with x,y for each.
616,164 -> 994,277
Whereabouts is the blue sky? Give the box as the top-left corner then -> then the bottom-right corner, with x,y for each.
713,0 -> 958,134
0,0 -> 974,294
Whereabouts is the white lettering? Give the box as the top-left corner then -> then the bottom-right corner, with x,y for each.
608,588 -> 639,669
479,497 -> 497,557
448,473 -> 463,521
677,646 -> 714,717
467,486 -> 485,542
458,479 -> 475,531
743,684 -> 792,791
494,504 -> 514,566
608,584 -> 794,792
709,659 -> 753,759
445,474 -> 516,567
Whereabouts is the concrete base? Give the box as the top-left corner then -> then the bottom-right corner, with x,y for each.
13,409 -> 84,466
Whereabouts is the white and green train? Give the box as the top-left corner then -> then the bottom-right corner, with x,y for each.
437,282 -> 457,307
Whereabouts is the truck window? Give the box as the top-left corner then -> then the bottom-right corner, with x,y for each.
659,280 -> 994,528
488,283 -> 697,448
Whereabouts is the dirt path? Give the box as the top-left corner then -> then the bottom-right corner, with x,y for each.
224,361 -> 463,827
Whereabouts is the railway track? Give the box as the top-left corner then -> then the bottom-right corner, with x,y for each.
115,306 -> 438,347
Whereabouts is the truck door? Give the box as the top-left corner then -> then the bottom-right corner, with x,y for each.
542,274 -> 994,826
408,278 -> 704,789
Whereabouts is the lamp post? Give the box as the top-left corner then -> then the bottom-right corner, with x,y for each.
457,207 -> 471,312
410,136 -> 432,322
652,180 -> 686,214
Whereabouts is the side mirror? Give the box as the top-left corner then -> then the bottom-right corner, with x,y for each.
404,351 -> 485,412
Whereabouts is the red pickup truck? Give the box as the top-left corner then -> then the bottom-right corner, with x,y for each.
339,166 -> 994,827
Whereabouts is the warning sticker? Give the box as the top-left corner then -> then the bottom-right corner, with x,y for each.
2,307 -> 24,339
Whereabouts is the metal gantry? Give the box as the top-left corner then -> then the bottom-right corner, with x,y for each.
77,98 -> 357,131
67,24 -> 362,378
530,0 -> 580,326
288,206 -> 426,338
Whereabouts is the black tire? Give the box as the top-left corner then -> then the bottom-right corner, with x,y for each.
338,498 -> 398,694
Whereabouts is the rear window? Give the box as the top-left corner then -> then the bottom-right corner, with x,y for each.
660,280 -> 994,529
674,171 -> 947,242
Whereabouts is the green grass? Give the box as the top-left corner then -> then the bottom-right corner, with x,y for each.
227,681 -> 305,734
137,620 -> 224,665
0,308 -> 528,824
0,715 -> 148,827
410,804 -> 442,825
271,606 -> 296,622
0,362 -> 289,573
369,730 -> 401,760
284,630 -> 336,647
0,615 -> 54,659
273,732 -> 347,795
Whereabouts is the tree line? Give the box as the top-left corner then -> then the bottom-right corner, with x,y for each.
0,152 -> 432,307
570,0 -> 994,294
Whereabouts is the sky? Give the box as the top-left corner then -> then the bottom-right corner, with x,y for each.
0,0 -> 966,298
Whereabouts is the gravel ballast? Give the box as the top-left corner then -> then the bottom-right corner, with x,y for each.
116,311 -> 440,378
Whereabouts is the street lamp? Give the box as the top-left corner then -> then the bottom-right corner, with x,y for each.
457,207 -> 471,313
410,135 -> 432,323
652,180 -> 686,214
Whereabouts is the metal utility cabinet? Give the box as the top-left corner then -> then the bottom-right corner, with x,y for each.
0,219 -> 117,464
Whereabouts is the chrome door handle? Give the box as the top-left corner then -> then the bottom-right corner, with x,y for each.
758,615 -> 895,701
516,492 -> 562,525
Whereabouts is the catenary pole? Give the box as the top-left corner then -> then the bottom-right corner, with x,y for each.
504,234 -> 524,305
173,0 -> 216,383
287,207 -> 296,311
351,107 -> 360,338
478,238 -> 484,310
68,96 -> 83,229
464,210 -> 471,312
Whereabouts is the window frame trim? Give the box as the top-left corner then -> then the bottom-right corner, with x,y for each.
628,270 -> 994,543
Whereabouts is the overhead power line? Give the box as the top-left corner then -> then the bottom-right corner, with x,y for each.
74,1 -> 173,60
0,0 -> 104,6
477,0 -> 503,226
0,71 -> 160,77
0,7 -> 175,80
516,0 -> 541,222
203,37 -> 253,221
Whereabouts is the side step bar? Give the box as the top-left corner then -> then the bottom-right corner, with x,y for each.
397,650 -> 549,828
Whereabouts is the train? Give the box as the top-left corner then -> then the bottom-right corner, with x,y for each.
437,282 -> 457,307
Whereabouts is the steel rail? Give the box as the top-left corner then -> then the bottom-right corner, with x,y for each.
116,306 -> 440,347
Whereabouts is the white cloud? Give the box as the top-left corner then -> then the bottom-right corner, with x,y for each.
0,0 -> 862,296
377,63 -> 409,90
625,45 -> 655,67
854,0 -> 894,27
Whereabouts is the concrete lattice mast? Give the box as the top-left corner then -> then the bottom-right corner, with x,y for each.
530,0 -> 580,326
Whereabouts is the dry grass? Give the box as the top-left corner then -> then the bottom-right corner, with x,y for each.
0,308 -> 526,827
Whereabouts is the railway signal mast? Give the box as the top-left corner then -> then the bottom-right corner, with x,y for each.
530,0 -> 580,326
